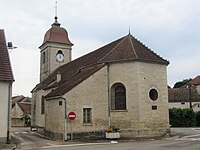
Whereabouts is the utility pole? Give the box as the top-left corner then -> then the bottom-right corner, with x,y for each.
188,85 -> 193,109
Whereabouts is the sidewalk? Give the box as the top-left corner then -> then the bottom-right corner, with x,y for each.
0,143 -> 16,150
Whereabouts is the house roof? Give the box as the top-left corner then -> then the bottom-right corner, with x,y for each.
0,29 -> 14,82
34,33 -> 169,99
184,75 -> 200,86
12,95 -> 31,108
40,17 -> 73,47
168,87 -> 200,103
17,103 -> 31,115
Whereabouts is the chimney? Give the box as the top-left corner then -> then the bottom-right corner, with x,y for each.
57,71 -> 61,83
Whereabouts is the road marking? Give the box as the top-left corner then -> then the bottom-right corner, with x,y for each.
175,134 -> 200,141
22,131 -> 27,134
15,132 -> 19,134
42,142 -> 114,149
47,143 -> 56,146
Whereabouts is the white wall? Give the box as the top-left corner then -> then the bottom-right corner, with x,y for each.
0,81 -> 10,142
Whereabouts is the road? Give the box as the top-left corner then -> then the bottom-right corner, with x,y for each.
11,127 -> 200,150
11,127 -> 66,149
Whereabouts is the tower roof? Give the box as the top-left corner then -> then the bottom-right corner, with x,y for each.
40,17 -> 73,47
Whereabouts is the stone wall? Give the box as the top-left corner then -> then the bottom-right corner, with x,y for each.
11,103 -> 24,127
44,61 -> 169,139
44,130 -> 105,140
45,98 -> 65,134
40,43 -> 72,82
109,62 -> 169,133
32,89 -> 51,128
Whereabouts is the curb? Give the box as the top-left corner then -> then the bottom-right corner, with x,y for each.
0,143 -> 16,150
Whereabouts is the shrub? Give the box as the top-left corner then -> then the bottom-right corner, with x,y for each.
195,111 -> 200,126
169,108 -> 195,127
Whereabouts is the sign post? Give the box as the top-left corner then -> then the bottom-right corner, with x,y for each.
68,112 -> 76,140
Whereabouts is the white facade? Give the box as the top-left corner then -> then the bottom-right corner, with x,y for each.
0,81 -> 12,143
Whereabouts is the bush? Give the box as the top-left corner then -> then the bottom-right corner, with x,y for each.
195,111 -> 200,126
169,108 -> 195,127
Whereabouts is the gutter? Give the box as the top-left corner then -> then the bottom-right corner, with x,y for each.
107,63 -> 111,127
7,82 -> 12,144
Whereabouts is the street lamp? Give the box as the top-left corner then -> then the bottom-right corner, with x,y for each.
7,42 -> 17,53
187,85 -> 193,109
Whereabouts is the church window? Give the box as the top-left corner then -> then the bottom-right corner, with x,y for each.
83,108 -> 92,123
111,83 -> 126,110
57,50 -> 63,55
41,96 -> 45,114
149,88 -> 158,101
42,52 -> 46,64
59,101 -> 62,106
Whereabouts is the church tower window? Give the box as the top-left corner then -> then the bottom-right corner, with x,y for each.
111,83 -> 126,110
57,50 -> 63,55
41,96 -> 45,114
42,51 -> 46,64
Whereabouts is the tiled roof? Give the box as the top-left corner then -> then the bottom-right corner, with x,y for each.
17,102 -> 31,114
12,95 -> 31,108
168,87 -> 200,103
184,76 -> 200,86
0,29 -> 14,81
34,34 -> 169,99
40,18 -> 73,47
22,97 -> 32,103
12,95 -> 25,108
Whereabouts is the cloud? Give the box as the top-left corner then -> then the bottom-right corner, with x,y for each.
10,48 -> 39,96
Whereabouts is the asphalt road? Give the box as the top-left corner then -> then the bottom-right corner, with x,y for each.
11,127 -> 200,150
42,140 -> 200,150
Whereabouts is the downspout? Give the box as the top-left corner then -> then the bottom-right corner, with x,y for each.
7,83 -> 12,144
44,97 -> 47,135
107,63 -> 111,127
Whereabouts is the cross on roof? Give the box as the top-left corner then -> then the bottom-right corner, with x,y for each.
54,1 -> 58,17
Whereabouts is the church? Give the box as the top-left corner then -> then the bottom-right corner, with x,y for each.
31,16 -> 170,140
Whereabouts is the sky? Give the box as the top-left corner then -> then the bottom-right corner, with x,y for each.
0,0 -> 200,97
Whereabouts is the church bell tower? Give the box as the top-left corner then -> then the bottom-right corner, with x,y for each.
39,16 -> 73,82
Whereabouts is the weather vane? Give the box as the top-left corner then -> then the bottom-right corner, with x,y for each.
128,26 -> 131,35
54,1 -> 58,17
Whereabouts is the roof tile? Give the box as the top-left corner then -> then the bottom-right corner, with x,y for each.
0,29 -> 14,81
34,34 -> 169,98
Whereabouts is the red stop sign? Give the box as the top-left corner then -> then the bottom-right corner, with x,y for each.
68,112 -> 76,120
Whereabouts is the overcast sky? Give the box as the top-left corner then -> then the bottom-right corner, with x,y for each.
1,0 -> 200,96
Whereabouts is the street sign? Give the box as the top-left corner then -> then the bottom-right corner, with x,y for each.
68,112 -> 76,120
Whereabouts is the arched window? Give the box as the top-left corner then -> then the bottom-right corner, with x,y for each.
56,50 -> 63,55
41,96 -> 45,114
42,52 -> 46,64
111,83 -> 126,110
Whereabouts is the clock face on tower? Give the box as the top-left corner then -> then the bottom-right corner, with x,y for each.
56,53 -> 64,62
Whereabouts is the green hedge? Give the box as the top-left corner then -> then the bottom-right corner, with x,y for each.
169,108 -> 197,127
195,111 -> 200,126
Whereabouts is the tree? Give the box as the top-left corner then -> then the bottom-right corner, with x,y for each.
21,114 -> 31,126
173,78 -> 192,88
